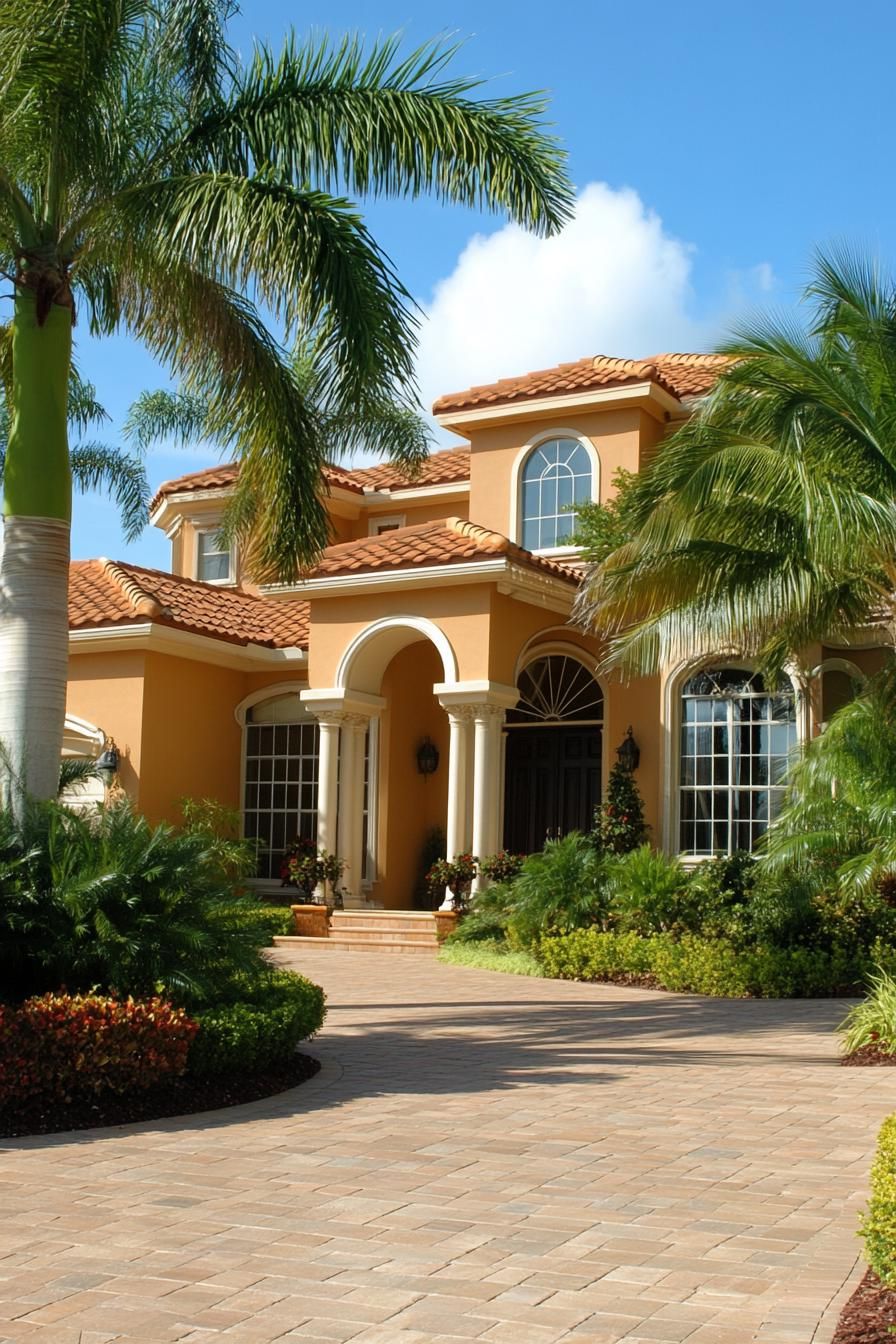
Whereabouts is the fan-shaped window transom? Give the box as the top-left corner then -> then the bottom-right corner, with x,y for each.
508,655 -> 604,725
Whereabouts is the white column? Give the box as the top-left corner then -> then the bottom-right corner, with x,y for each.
315,717 -> 341,857
441,707 -> 472,910
471,704 -> 506,891
337,713 -> 368,901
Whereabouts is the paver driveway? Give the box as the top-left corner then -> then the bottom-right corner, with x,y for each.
3,948 -> 896,1344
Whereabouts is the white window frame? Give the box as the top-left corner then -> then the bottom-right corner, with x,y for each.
509,428 -> 599,554
367,514 -> 406,536
195,525 -> 236,586
664,660 -> 805,860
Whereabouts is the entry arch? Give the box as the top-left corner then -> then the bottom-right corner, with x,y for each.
336,615 -> 459,695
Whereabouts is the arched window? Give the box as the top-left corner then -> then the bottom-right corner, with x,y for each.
243,693 -> 319,879
679,667 -> 797,856
520,438 -> 593,550
507,655 -> 604,724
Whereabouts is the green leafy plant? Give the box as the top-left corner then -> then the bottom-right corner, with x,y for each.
426,854 -> 478,911
179,797 -> 258,886
0,798 -> 275,1005
281,837 -> 345,903
570,467 -> 644,564
605,845 -> 690,934
188,970 -> 326,1077
862,1113 -> 896,1289
508,833 -> 609,948
479,851 -> 525,884
593,763 -> 648,854
0,993 -> 198,1107
841,969 -> 896,1057
445,883 -> 514,944
438,939 -> 545,978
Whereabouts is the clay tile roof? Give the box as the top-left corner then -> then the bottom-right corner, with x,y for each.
432,352 -> 730,415
149,447 -> 471,514
69,559 -> 309,650
305,517 -> 579,584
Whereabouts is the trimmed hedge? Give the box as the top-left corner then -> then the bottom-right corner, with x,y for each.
539,929 -> 884,997
188,969 -> 325,1077
863,1114 -> 896,1288
222,904 -> 295,942
0,993 -> 197,1106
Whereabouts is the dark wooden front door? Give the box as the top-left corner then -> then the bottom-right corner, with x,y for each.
503,726 -> 602,854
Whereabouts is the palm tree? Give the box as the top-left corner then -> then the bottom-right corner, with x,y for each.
0,3 -> 573,808
577,250 -> 896,677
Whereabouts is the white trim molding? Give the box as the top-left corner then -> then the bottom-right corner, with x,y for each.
70,622 -> 307,670
367,513 -> 406,536
435,380 -> 679,433
509,427 -> 600,549
336,615 -> 460,691
234,681 -> 311,727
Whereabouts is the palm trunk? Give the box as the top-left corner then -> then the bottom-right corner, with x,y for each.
0,289 -> 72,811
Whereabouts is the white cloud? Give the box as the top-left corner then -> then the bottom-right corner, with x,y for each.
415,181 -> 706,419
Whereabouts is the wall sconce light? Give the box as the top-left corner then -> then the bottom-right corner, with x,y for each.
616,726 -> 640,772
416,736 -> 439,777
96,740 -> 121,788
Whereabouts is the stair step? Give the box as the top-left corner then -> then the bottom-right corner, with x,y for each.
273,935 -> 438,955
329,930 -> 436,945
330,917 -> 436,934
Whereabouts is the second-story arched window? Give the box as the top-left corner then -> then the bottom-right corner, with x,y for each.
520,437 -> 593,550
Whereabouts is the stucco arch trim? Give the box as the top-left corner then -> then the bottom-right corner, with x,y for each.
508,427 -> 601,549
336,615 -> 459,694
62,714 -> 105,757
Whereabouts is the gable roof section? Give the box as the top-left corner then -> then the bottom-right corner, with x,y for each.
303,517 -> 579,585
432,352 -> 729,415
70,559 -> 310,649
149,446 -> 472,515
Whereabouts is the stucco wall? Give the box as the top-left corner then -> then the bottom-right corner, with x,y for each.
66,650 -> 147,799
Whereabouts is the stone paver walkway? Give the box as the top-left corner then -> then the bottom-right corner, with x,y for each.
3,949 -> 896,1344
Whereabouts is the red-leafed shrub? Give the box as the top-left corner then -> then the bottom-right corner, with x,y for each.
0,993 -> 198,1107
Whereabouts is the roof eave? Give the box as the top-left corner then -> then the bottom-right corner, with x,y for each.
69,621 -> 308,669
434,380 -> 681,432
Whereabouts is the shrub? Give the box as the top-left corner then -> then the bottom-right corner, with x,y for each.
605,846 -> 691,935
479,852 -> 525,884
0,798 -> 273,1005
0,993 -> 197,1107
508,833 -> 609,948
446,883 -> 514,944
539,928 -> 873,998
863,1114 -> 896,1289
593,762 -> 648,854
841,968 -> 896,1056
179,797 -> 258,886
685,850 -> 758,944
223,904 -> 295,942
188,969 -> 325,1077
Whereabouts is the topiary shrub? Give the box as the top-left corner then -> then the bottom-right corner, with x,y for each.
188,969 -> 326,1077
593,763 -> 648,854
0,993 -> 198,1107
863,1114 -> 896,1289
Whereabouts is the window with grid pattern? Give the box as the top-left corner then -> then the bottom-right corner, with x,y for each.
520,438 -> 592,550
243,696 -> 319,879
679,668 -> 796,856
196,530 -> 232,583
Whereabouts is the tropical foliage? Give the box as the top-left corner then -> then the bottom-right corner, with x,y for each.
0,2 -> 573,805
578,249 -> 896,675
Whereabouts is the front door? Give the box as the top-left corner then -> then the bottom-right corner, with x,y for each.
503,725 -> 602,854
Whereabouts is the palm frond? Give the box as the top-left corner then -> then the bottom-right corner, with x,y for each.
69,442 -> 150,541
124,387 -> 210,451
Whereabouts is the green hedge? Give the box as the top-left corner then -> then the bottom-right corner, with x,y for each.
864,1114 -> 896,1288
539,929 -> 882,997
189,970 -> 325,1077
221,904 -> 295,943
438,939 -> 545,977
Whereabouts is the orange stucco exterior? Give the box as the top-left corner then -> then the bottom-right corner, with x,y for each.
67,368 -> 889,905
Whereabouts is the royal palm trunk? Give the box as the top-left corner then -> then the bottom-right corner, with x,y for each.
0,289 -> 72,809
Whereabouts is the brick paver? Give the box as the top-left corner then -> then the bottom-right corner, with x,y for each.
2,949 -> 895,1344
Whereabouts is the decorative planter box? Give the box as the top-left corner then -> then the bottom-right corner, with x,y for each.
434,910 -> 459,943
291,904 -> 331,938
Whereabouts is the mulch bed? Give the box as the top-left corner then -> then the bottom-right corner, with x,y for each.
842,1045 -> 896,1066
0,1053 -> 321,1139
833,1270 -> 896,1343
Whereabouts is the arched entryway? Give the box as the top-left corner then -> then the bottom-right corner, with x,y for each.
504,654 -> 604,853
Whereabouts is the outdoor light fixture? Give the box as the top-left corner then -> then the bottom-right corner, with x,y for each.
96,740 -> 120,788
416,736 -> 439,777
616,727 -> 640,772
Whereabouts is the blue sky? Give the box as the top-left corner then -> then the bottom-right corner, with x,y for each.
68,0 -> 895,568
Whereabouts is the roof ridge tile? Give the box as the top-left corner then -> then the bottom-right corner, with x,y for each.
101,559 -> 165,618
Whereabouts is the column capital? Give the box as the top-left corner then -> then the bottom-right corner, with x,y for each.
301,687 -> 386,721
436,680 -> 519,713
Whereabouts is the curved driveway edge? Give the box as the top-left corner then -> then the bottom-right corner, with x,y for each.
2,948 -> 895,1344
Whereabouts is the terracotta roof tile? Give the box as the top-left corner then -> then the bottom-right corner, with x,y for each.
69,560 -> 309,649
306,517 -> 579,585
149,447 -> 471,514
432,352 -> 730,415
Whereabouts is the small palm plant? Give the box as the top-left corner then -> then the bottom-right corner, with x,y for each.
841,969 -> 896,1057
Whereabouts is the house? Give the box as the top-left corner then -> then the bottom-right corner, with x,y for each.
64,353 -> 887,905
